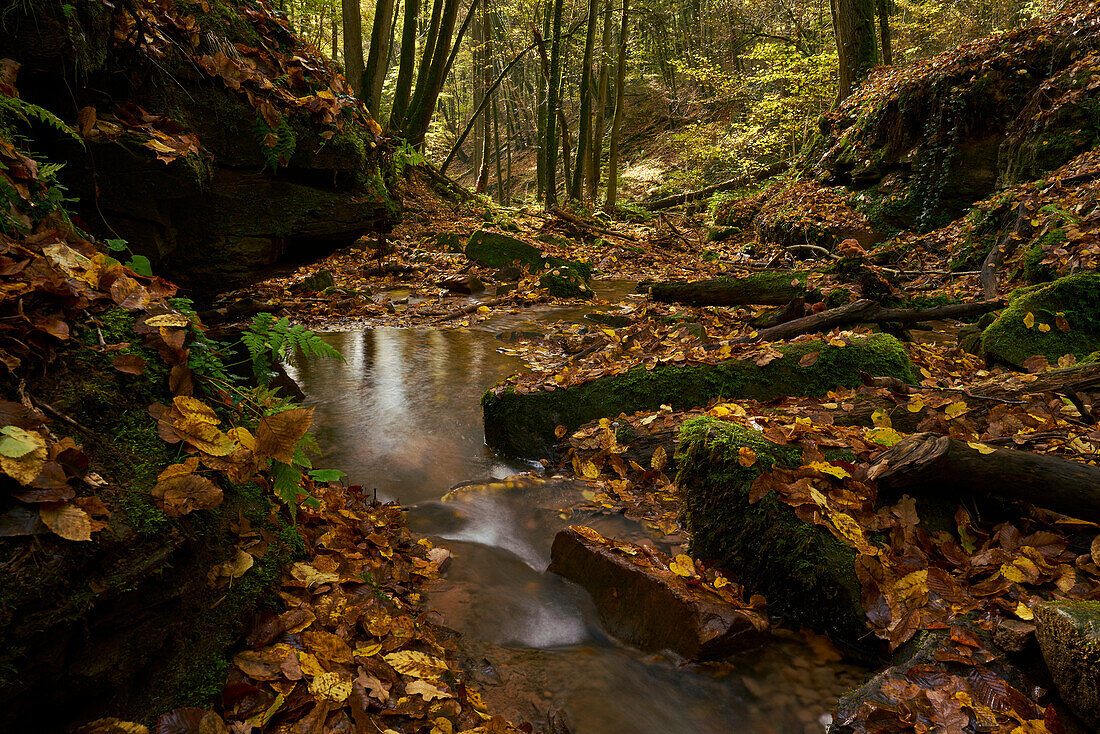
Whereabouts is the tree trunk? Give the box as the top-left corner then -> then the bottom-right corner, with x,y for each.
544,0 -> 566,209
493,96 -> 505,204
342,0 -> 365,96
474,0 -> 491,192
364,0 -> 397,114
870,433 -> 1100,524
404,0 -> 464,147
603,0 -> 628,212
570,0 -> 600,200
876,0 -> 892,66
388,0 -> 419,128
587,0 -> 613,201
831,0 -> 877,103
331,17 -> 339,63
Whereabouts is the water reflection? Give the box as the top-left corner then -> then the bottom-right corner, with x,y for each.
284,327 -> 531,505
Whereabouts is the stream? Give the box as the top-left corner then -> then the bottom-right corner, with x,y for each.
283,283 -> 866,733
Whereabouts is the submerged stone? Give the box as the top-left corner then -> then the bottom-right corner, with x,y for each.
549,527 -> 766,660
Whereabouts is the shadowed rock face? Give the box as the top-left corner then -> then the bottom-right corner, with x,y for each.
0,0 -> 401,296
548,526 -> 766,660
1035,600 -> 1100,728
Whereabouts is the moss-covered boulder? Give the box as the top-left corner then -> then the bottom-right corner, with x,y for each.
483,333 -> 915,459
1034,600 -> 1100,728
675,418 -> 869,653
466,230 -> 592,279
980,272 -> 1100,368
540,267 -> 593,299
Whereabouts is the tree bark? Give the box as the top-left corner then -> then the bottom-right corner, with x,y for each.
831,0 -> 877,103
570,0 -> 600,200
341,0 -> 365,96
875,0 -> 892,66
404,0 -> 463,146
603,0 -> 628,212
364,0 -> 397,114
870,433 -> 1100,524
388,0 -> 419,128
544,0 -> 566,209
474,0 -> 492,193
587,0 -> 613,201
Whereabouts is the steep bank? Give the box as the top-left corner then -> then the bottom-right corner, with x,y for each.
0,0 -> 400,294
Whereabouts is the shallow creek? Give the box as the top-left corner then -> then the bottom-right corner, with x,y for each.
284,282 -> 866,733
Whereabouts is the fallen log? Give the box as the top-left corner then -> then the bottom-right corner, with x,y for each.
869,432 -> 1100,523
645,165 -> 782,210
646,272 -> 806,306
431,295 -> 515,323
548,206 -> 638,241
702,298 -> 1005,348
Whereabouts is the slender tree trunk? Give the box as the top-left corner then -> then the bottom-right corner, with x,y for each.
493,96 -> 505,204
536,1 -> 550,199
407,0 -> 444,122
331,17 -> 339,62
831,0 -> 878,103
342,0 -> 365,96
364,0 -> 397,113
570,0 -> 600,200
603,0 -> 628,212
405,0 -> 463,147
389,0 -> 419,128
544,0 -> 566,209
587,0 -> 612,201
876,0 -> 892,65
474,0 -> 491,192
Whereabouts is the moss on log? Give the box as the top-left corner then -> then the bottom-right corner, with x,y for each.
482,333 -> 915,459
981,272 -> 1100,368
465,230 -> 592,279
647,272 -> 807,306
675,417 -> 870,653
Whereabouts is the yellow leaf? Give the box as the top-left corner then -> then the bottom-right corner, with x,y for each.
907,396 -> 925,413
227,426 -> 255,451
476,305 -> 490,314
1000,562 -> 1026,583
806,461 -> 851,479
738,446 -> 757,467
871,409 -> 892,428
354,643 -> 383,657
1023,311 -> 1036,329
867,426 -> 903,447
157,456 -> 199,483
383,650 -> 450,679
829,510 -> 879,556
966,441 -> 996,455
1014,602 -> 1034,620
650,446 -> 667,471
40,503 -> 94,541
582,460 -> 600,479
0,427 -> 46,484
1037,323 -> 1050,332
713,575 -> 730,588
307,671 -> 352,702
405,679 -> 452,701
945,401 -> 968,420
255,407 -> 314,464
669,554 -> 695,577
144,313 -> 191,328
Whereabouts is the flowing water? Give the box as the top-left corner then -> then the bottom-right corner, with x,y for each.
284,284 -> 866,733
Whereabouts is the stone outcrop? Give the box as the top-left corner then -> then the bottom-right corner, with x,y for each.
548,526 -> 767,660
0,0 -> 400,295
1034,600 -> 1100,729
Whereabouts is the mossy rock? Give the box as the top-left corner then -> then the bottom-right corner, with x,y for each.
675,418 -> 869,653
1034,600 -> 1100,728
540,268 -> 593,300
482,333 -> 915,459
981,272 -> 1100,368
1022,230 -> 1063,284
466,230 -> 591,279
466,230 -> 547,271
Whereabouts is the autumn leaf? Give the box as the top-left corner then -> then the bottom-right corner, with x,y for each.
1023,311 -> 1036,328
405,680 -> 452,701
255,407 -> 313,463
308,671 -> 353,702
805,460 -> 851,479
0,425 -> 46,484
738,446 -> 757,467
668,554 -> 695,577
798,350 -> 820,368
174,396 -> 220,425
39,502 -> 94,541
383,650 -> 449,679
152,473 -> 223,516
650,445 -> 667,471
112,354 -> 146,375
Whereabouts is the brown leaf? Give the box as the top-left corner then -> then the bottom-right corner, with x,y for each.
798,351 -> 820,368
112,354 -> 146,375
255,407 -> 313,463
39,502 -> 94,541
152,474 -> 223,516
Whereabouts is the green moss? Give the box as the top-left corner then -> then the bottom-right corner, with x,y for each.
1023,229 -> 1063,284
981,272 -> 1100,368
540,269 -> 593,299
675,417 -> 870,653
483,333 -> 915,459
466,230 -> 591,278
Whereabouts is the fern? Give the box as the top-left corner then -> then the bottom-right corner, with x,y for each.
0,95 -> 82,146
243,313 -> 343,385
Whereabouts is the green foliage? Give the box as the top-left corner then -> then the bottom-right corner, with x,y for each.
242,313 -> 344,385
253,116 -> 297,171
